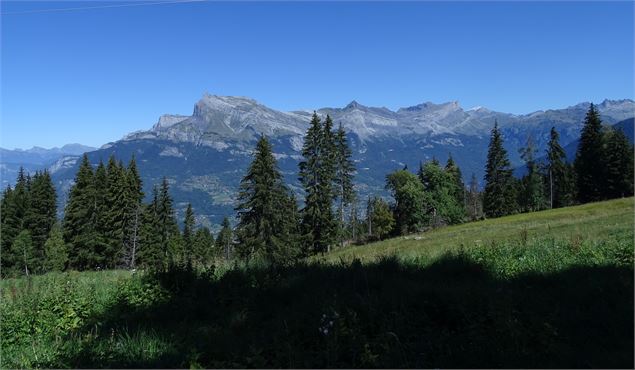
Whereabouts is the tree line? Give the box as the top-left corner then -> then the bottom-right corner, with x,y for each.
1,105 -> 632,275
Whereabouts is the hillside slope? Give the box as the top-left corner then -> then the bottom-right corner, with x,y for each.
322,197 -> 634,263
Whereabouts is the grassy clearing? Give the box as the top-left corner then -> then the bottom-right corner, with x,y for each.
1,198 -> 633,368
321,197 -> 634,264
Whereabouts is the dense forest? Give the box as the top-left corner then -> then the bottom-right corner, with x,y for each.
1,104 -> 633,276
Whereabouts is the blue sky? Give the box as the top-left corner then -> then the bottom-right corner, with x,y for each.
1,1 -> 633,149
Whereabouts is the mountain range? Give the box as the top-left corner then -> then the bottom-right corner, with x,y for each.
2,94 -> 633,228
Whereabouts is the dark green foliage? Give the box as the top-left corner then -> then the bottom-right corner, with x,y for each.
104,156 -> 128,268
23,171 -> 57,270
1,169 -> 30,275
299,113 -> 337,254
366,196 -> 394,240
192,227 -> 215,266
64,154 -> 103,270
419,160 -> 465,225
334,123 -> 356,246
483,121 -> 518,218
574,104 -> 605,203
466,173 -> 483,221
138,187 -> 165,270
235,136 -> 299,264
10,230 -> 37,276
215,217 -> 233,260
444,154 -> 466,210
157,178 -> 180,264
519,136 -> 546,212
182,203 -> 195,266
546,127 -> 574,208
604,128 -> 634,199
386,169 -> 430,233
44,223 -> 68,272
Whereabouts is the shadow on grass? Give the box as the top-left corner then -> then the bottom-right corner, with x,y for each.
60,256 -> 633,368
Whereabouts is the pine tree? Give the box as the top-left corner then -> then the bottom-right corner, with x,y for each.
182,203 -> 195,266
138,186 -> 164,269
104,155 -> 127,268
235,136 -> 299,264
23,170 -> 57,271
44,223 -> 68,272
157,178 -> 179,265
546,127 -> 573,208
333,123 -> 356,247
216,217 -> 233,260
1,186 -> 19,275
64,154 -> 102,270
299,113 -> 337,255
466,173 -> 483,221
604,128 -> 634,199
192,227 -> 215,266
11,230 -> 36,276
445,154 -> 466,211
574,104 -> 605,203
483,121 -> 517,218
123,155 -> 144,268
519,135 -> 546,212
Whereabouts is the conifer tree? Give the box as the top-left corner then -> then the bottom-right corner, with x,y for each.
419,161 -> 464,225
299,113 -> 337,254
519,135 -> 546,212
64,154 -> 102,270
604,128 -> 634,199
138,186 -> 164,269
123,155 -> 144,268
333,123 -> 356,246
157,178 -> 179,265
216,217 -> 233,260
466,173 -> 483,221
546,127 -> 573,208
192,227 -> 215,266
24,170 -> 57,271
182,203 -> 195,266
574,104 -> 605,203
44,223 -> 68,272
1,186 -> 18,275
483,121 -> 517,218
235,136 -> 298,263
104,155 -> 127,267
445,154 -> 465,210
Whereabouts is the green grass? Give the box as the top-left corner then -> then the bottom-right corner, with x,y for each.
321,197 -> 634,264
1,198 -> 633,368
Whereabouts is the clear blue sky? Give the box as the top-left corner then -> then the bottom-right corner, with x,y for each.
2,1 -> 633,149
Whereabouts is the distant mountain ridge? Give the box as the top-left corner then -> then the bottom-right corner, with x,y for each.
3,94 -> 633,227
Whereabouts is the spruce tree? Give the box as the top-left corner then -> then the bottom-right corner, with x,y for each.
192,227 -> 215,266
1,186 -> 19,275
138,186 -> 164,269
546,127 -> 573,208
182,203 -> 195,266
104,155 -> 127,267
445,154 -> 466,211
157,178 -> 179,265
386,169 -> 430,234
299,113 -> 337,255
235,135 -> 299,263
123,155 -> 144,268
574,104 -> 605,203
216,217 -> 233,260
604,128 -> 634,199
44,223 -> 68,272
333,123 -> 356,247
64,154 -> 101,270
24,170 -> 57,271
483,121 -> 517,218
519,135 -> 546,212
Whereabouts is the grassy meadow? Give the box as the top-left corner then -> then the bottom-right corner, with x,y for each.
1,198 -> 633,368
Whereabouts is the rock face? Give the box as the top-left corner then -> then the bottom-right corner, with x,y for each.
6,94 -> 633,228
